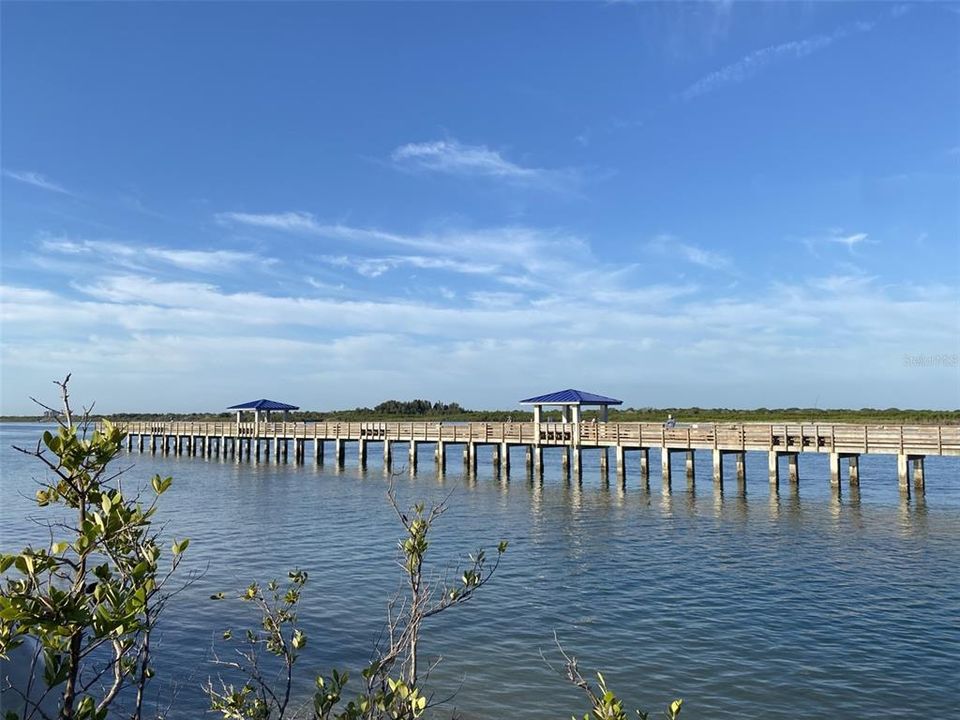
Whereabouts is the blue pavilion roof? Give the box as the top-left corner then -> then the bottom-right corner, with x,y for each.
227,399 -> 300,411
519,389 -> 623,406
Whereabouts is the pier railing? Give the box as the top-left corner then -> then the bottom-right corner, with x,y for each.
105,420 -> 960,457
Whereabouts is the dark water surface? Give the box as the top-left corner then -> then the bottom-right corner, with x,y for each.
2,424 -> 958,718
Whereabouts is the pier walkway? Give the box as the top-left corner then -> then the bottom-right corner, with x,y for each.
105,420 -> 959,493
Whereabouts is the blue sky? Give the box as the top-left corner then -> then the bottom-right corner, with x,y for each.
2,1 -> 958,413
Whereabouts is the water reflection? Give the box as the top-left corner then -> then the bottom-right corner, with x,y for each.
4,425 -> 960,720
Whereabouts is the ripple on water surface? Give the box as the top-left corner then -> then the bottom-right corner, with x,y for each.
1,425 -> 958,719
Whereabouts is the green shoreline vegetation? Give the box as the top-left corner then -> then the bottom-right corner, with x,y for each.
3,400 -> 958,425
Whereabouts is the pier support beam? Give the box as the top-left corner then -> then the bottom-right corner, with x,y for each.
534,446 -> 543,478
358,439 -> 367,469
713,449 -> 724,485
383,439 -> 392,470
848,454 -> 859,484
913,455 -> 925,490
335,439 -> 345,469
768,451 -> 780,486
685,450 -> 695,482
468,443 -> 478,475
599,447 -> 609,475
500,443 -> 510,476
525,446 -> 533,474
787,453 -> 799,484
736,452 -> 745,482
561,447 -> 569,477
409,441 -> 419,472
615,446 -> 626,480
639,448 -> 649,481
572,446 -> 581,481
661,449 -> 672,492
897,453 -> 925,492
829,452 -> 841,486
315,439 -> 324,465
491,443 -> 500,472
437,442 -> 447,474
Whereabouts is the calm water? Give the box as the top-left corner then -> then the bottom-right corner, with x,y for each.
1,423 -> 959,718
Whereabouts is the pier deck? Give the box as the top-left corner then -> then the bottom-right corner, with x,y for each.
106,420 -> 958,493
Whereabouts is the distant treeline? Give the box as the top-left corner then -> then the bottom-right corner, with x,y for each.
3,399 -> 959,425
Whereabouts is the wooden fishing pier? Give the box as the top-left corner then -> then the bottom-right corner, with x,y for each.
106,419 -> 958,494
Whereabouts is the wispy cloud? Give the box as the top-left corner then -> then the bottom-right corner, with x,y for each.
217,211 -> 593,289
320,254 -> 498,279
801,229 -> 873,255
215,211 -> 323,233
4,269 -> 955,411
392,139 -> 540,179
40,236 -> 267,273
648,234 -> 733,270
3,169 -> 74,195
679,19 -> 875,101
389,138 -> 582,191
826,231 -> 869,250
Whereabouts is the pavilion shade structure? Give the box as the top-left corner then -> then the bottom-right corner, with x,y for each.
228,399 -> 300,424
520,389 -> 622,423
519,389 -> 622,406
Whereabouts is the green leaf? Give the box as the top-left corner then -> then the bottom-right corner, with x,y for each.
172,538 -> 189,555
